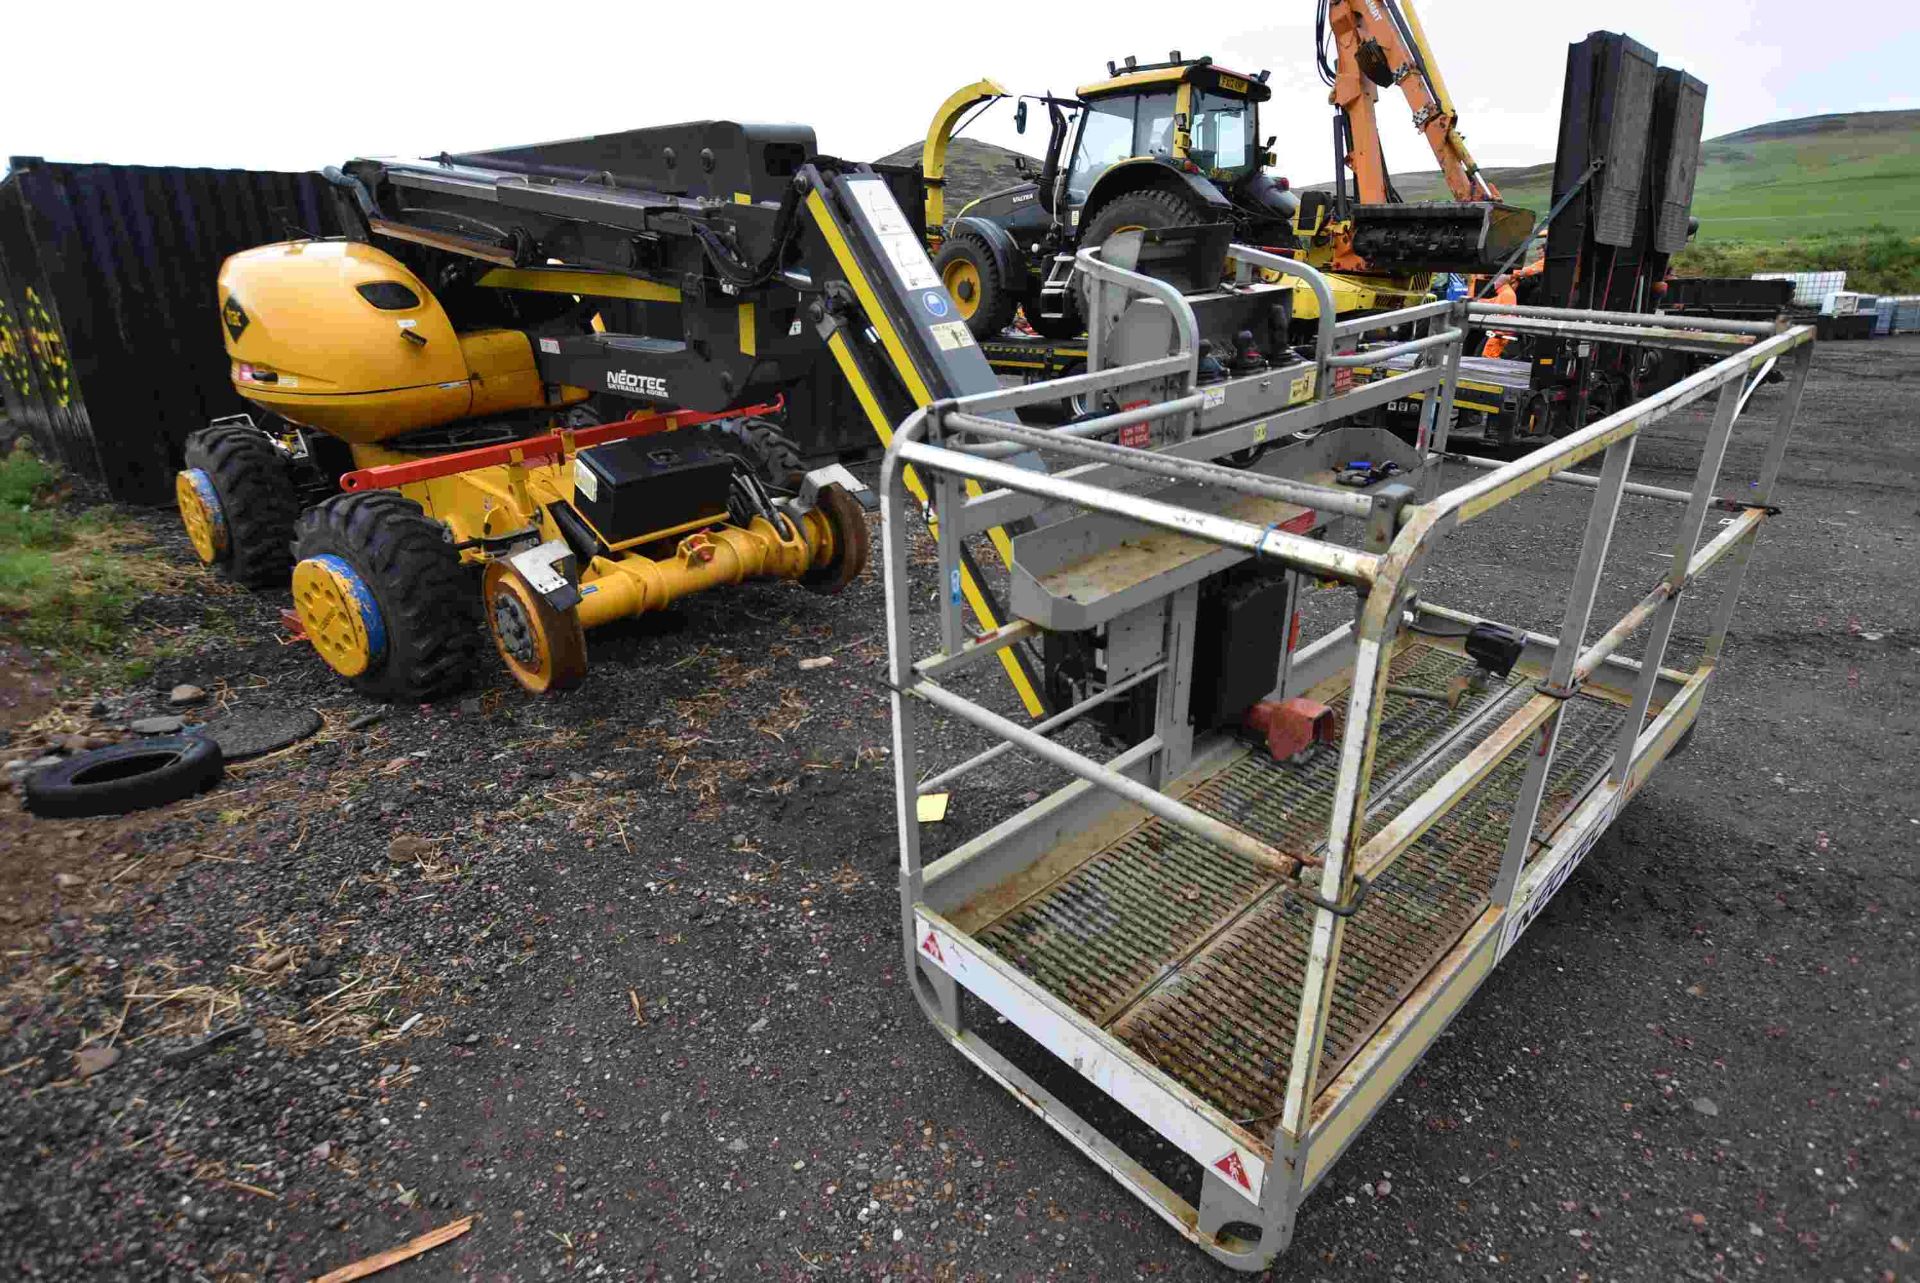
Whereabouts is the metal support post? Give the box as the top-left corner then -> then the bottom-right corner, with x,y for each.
1492,436 -> 1636,907
1419,306 -> 1468,502
1704,340 -> 1814,666
1611,379 -> 1743,782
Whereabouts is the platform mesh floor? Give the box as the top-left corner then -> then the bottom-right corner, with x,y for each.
971,642 -> 1627,1136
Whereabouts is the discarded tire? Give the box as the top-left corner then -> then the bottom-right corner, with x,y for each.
23,736 -> 224,818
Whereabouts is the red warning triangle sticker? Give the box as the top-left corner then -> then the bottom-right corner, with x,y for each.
1212,1150 -> 1252,1191
920,930 -> 944,964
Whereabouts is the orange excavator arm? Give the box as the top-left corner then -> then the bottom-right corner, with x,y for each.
1323,0 -> 1499,204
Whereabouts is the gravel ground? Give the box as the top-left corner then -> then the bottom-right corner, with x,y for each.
1,334 -> 1914,1281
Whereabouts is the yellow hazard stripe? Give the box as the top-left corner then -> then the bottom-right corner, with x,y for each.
825,332 -> 1044,716
801,190 -> 1019,569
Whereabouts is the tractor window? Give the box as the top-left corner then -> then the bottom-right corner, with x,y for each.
1190,91 -> 1256,178
1134,92 -> 1179,160
1066,100 -> 1134,204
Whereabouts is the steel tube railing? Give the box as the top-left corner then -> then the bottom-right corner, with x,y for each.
910,678 -> 1295,877
1572,505 -> 1766,683
1434,449 -> 1697,505
895,438 -> 1384,584
943,395 -> 1208,460
883,305 -> 1817,1247
1468,300 -> 1779,337
942,353 -> 1195,418
1333,298 -> 1455,338
942,413 -> 1378,518
913,620 -> 1038,681
1439,327 -> 1809,525
916,663 -> 1167,795
1326,329 -> 1465,368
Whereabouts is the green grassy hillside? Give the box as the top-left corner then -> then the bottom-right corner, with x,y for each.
1332,111 -> 1920,242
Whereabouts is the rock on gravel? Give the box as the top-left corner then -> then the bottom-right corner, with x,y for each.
386,834 -> 434,865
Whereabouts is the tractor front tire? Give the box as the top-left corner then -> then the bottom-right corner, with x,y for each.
935,235 -> 1016,339
290,491 -> 482,701
178,424 -> 300,587
1075,188 -> 1208,317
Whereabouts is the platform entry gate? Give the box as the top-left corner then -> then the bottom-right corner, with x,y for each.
877,242 -> 1814,1271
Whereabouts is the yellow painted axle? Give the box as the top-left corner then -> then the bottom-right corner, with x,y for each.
575,510 -> 835,628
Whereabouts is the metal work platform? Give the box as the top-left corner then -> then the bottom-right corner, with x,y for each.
954,641 -> 1632,1131
879,243 -> 1815,1270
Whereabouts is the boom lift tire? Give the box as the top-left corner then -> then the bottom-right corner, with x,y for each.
1073,189 -> 1208,316
290,491 -> 483,701
935,235 -> 1017,339
177,424 -> 300,587
715,417 -> 808,491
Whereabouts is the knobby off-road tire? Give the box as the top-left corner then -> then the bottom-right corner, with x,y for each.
1073,188 -> 1208,319
291,491 -> 483,701
715,417 -> 808,492
182,424 -> 300,587
935,234 -> 1017,339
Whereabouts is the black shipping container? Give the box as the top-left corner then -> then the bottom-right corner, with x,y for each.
0,158 -> 349,504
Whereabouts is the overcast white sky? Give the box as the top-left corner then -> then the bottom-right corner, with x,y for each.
8,2 -> 1918,184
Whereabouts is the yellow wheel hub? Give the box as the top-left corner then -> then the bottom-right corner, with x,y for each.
175,469 -> 226,565
291,555 -> 385,678
942,259 -> 981,320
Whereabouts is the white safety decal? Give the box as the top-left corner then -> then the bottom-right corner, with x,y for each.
849,179 -> 942,291
572,457 -> 598,503
1499,795 -> 1619,959
929,321 -> 976,351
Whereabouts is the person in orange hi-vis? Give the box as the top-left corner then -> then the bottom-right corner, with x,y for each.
1481,274 -> 1518,358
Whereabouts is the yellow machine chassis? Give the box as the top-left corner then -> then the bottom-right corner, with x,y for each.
282,423 -> 854,695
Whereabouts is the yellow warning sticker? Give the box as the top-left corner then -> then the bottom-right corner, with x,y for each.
917,793 -> 951,823
1289,370 -> 1317,403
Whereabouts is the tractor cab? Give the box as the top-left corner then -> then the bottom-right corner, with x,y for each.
1058,56 -> 1282,224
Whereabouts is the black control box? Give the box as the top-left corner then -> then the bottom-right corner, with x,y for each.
572,428 -> 732,547
1190,563 -> 1297,728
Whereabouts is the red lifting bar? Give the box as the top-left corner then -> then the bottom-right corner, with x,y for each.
337,399 -> 784,492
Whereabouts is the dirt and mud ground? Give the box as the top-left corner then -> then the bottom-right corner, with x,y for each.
1,335 -> 1915,1281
